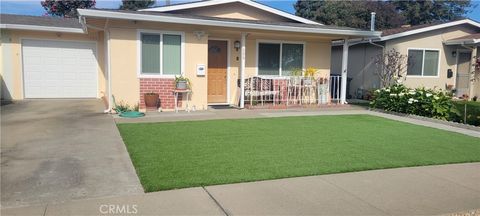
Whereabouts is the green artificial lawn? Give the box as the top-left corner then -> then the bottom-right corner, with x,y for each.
117,115 -> 480,192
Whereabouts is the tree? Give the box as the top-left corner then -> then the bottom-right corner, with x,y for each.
373,49 -> 409,88
119,0 -> 156,10
393,0 -> 473,25
294,1 -> 405,30
294,0 -> 473,30
41,0 -> 96,17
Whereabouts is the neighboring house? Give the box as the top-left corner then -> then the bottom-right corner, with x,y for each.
331,19 -> 480,99
0,0 -> 379,111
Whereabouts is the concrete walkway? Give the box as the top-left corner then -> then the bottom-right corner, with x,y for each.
115,106 -> 480,138
2,163 -> 479,215
1,100 -> 143,208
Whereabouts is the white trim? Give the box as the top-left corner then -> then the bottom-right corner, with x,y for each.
444,38 -> 480,45
0,24 -> 84,34
78,9 -> 380,37
406,48 -> 441,78
207,38 -> 231,104
340,39 -> 348,104
381,19 -> 480,41
140,0 -> 321,25
255,40 -> 306,76
239,32 -> 246,109
136,29 -> 185,78
20,38 -> 99,99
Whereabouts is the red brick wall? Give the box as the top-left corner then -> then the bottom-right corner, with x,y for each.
139,78 -> 181,110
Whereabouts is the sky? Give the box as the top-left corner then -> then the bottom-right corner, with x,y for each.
1,0 -> 479,22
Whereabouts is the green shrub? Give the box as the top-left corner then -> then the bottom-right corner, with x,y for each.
114,101 -> 139,113
452,101 -> 480,126
370,84 -> 457,120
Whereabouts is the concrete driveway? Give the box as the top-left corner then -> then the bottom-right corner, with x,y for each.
1,100 -> 143,208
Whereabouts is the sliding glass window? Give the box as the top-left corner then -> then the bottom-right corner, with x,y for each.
258,42 -> 304,76
140,32 -> 183,76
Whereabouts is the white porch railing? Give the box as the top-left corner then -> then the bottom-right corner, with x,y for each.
241,75 -> 342,108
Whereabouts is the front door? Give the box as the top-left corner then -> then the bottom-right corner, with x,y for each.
208,40 -> 228,103
456,51 -> 472,97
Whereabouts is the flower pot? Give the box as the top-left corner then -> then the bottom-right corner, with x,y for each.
176,81 -> 188,90
144,93 -> 159,108
302,78 -> 313,86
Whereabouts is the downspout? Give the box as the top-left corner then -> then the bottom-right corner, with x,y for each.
104,18 -> 112,113
79,15 -> 112,113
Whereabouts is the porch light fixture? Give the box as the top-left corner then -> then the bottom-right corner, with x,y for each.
234,40 -> 241,51
193,31 -> 205,40
452,51 -> 457,57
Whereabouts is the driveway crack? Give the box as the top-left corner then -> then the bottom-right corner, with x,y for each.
202,186 -> 229,216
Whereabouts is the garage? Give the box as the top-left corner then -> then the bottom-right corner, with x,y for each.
22,39 -> 98,98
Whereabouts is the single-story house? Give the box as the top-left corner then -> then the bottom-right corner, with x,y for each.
0,0 -> 380,111
331,19 -> 480,99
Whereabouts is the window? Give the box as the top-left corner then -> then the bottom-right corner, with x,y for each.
258,42 -> 304,76
407,49 -> 440,77
140,31 -> 183,76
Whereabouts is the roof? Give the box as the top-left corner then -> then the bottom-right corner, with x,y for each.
444,33 -> 480,45
332,19 -> 480,46
140,0 -> 321,25
379,19 -> 480,41
382,22 -> 443,36
0,14 -> 84,33
78,9 -> 380,38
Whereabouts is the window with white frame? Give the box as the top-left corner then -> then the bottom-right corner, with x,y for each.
140,32 -> 183,75
407,49 -> 440,76
258,42 -> 304,76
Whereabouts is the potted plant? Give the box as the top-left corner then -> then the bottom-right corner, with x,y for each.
144,92 -> 159,108
175,75 -> 191,90
303,67 -> 317,85
290,68 -> 303,86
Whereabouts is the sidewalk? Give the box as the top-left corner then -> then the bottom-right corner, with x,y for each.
3,163 -> 479,215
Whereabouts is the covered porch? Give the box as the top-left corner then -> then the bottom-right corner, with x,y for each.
444,34 -> 480,98
205,29 -> 356,110
78,9 -> 380,112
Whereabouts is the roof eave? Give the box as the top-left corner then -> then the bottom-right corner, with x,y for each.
0,24 -> 85,33
77,9 -> 380,38
379,19 -> 480,42
444,39 -> 480,45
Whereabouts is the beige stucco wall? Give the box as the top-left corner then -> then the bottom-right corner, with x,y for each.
331,24 -> 480,99
385,24 -> 479,91
0,29 -> 106,101
170,2 -> 294,23
103,19 -> 333,110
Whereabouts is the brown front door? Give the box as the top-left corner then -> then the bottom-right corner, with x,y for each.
208,40 -> 228,103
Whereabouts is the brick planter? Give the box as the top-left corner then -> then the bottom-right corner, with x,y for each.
140,78 -> 182,111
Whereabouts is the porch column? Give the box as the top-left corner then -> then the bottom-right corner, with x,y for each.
469,46 -> 478,97
340,38 -> 349,104
239,32 -> 246,108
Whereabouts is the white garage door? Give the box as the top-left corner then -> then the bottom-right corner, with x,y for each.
22,39 -> 98,98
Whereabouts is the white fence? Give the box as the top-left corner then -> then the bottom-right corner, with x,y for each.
242,75 -> 342,108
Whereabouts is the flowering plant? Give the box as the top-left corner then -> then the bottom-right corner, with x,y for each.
370,84 -> 457,120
